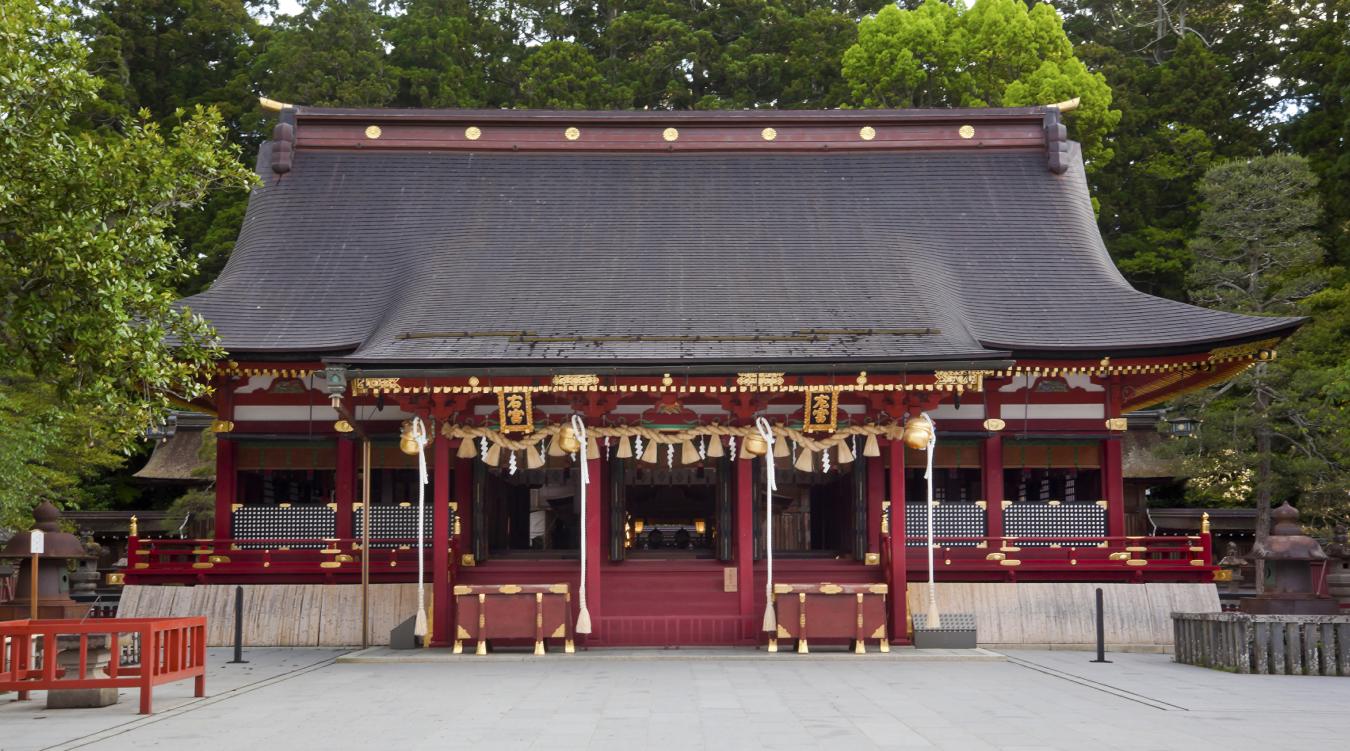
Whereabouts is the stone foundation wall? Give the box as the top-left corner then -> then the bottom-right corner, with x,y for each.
119,584 -> 419,647
908,582 -> 1220,651
121,581 -> 1220,649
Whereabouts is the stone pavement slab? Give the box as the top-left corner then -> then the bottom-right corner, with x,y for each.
3,648 -> 1346,751
0,648 -> 346,751
336,645 -> 1007,663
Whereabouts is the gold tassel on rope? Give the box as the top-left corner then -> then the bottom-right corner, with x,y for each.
547,435 -> 566,457
483,443 -> 502,467
794,449 -> 814,472
680,440 -> 700,465
526,442 -> 545,469
615,435 -> 633,458
456,437 -> 477,459
639,437 -> 659,464
835,439 -> 855,465
706,433 -> 724,458
773,435 -> 790,458
863,433 -> 881,458
586,436 -> 601,461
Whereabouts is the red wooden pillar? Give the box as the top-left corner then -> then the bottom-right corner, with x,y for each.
454,457 -> 473,552
1103,437 -> 1124,536
214,380 -> 235,541
1104,380 -> 1125,536
431,432 -> 452,647
887,438 -> 908,644
584,457 -> 604,642
335,438 -> 356,539
982,434 -> 1004,538
735,456 -> 755,639
867,453 -> 884,561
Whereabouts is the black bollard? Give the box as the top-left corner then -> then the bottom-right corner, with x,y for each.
1090,587 -> 1111,663
228,585 -> 248,664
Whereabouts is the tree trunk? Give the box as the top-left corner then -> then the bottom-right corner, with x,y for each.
1254,370 -> 1271,595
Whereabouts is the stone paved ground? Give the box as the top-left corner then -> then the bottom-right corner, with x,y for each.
3,648 -> 1346,751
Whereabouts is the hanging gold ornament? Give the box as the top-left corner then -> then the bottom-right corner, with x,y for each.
639,437 -> 659,464
456,436 -> 478,459
706,433 -> 724,458
615,435 -> 633,458
399,420 -> 420,456
526,443 -> 546,469
835,440 -> 855,465
483,443 -> 502,467
794,449 -> 814,472
586,436 -> 601,461
743,433 -> 768,457
680,440 -> 700,465
863,433 -> 881,458
556,425 -> 582,454
902,415 -> 934,450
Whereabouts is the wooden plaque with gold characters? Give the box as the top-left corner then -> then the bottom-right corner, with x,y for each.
497,391 -> 533,433
801,389 -> 839,432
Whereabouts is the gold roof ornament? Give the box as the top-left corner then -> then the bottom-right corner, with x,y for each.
464,126 -> 481,141
761,127 -> 777,141
662,127 -> 679,142
258,96 -> 293,112
1049,97 -> 1081,112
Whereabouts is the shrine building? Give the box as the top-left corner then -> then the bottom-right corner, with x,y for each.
123,102 -> 1302,651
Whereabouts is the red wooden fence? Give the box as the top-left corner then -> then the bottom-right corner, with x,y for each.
1,617 -> 206,714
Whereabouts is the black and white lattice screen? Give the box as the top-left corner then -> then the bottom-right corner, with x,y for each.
1003,502 -> 1106,545
905,503 -> 987,547
231,506 -> 334,548
353,505 -> 435,548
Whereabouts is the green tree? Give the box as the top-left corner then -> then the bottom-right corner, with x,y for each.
841,0 -> 1120,168
254,0 -> 396,107
0,0 -> 254,522
386,0 -> 523,108
78,1 -> 268,295
1177,155 -> 1333,583
520,40 -> 626,109
1281,0 -> 1350,267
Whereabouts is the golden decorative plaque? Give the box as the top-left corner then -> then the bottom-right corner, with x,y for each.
859,126 -> 876,141
958,124 -> 975,139
564,127 -> 581,141
464,126 -> 481,141
364,125 -> 382,140
662,127 -> 679,142
802,389 -> 839,432
498,391 -> 534,433
761,127 -> 777,141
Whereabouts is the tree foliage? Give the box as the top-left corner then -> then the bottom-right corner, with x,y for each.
0,0 -> 253,522
1173,155 -> 1347,533
842,0 -> 1120,168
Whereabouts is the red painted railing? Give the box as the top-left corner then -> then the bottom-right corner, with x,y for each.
902,532 -> 1214,581
125,531 -> 1213,584
0,617 -> 206,714
126,536 -> 429,583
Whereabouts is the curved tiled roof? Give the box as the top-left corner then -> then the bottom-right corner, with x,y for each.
180,107 -> 1300,366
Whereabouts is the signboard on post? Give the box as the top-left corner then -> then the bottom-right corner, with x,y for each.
30,530 -> 44,619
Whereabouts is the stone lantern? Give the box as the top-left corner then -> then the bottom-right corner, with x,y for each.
1240,502 -> 1338,615
0,501 -> 92,620
1325,526 -> 1350,610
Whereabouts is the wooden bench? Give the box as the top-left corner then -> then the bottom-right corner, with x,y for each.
453,584 -> 573,655
771,583 -> 889,654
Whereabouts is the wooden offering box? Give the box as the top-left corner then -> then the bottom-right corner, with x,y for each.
771,582 -> 889,654
453,584 -> 572,655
